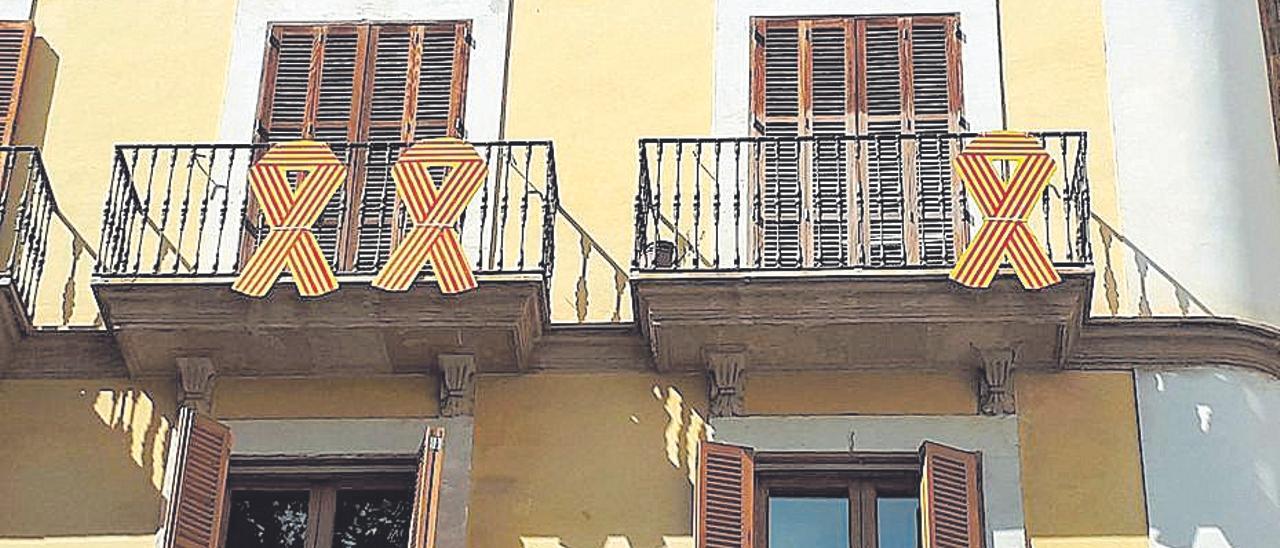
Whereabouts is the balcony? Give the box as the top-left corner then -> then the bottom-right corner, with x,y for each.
93,141 -> 557,377
0,147 -> 54,353
630,132 -> 1094,371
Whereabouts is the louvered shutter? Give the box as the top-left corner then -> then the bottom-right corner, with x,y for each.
859,19 -> 909,267
408,427 -> 446,548
752,19 -> 803,268
354,21 -> 470,270
1260,0 -> 1280,159
697,442 -> 754,548
247,25 -> 366,270
909,17 -> 965,267
158,407 -> 234,548
856,16 -> 964,267
919,441 -> 984,548
808,20 -> 853,267
0,21 -> 32,145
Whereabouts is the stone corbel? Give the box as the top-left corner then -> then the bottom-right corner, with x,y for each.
176,357 -> 216,414
439,353 -> 476,417
706,348 -> 747,418
975,346 -> 1017,416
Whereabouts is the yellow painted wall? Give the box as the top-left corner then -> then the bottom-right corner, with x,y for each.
747,370 -> 976,415
999,1 -> 1132,316
469,373 -> 708,548
1017,371 -> 1148,548
0,380 -> 176,548
21,0 -> 236,326
213,376 -> 439,419
503,0 -> 715,322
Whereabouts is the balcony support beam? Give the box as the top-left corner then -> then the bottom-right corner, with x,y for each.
176,356 -> 216,414
439,353 -> 476,417
975,346 -> 1016,416
707,347 -> 746,418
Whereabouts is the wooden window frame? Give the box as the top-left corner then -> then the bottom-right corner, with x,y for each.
243,20 -> 472,272
219,455 -> 418,548
753,451 -> 921,548
748,14 -> 966,268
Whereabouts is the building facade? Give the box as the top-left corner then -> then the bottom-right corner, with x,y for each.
1,1 -> 1278,547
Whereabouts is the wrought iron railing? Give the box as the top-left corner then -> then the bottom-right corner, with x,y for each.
97,141 -> 558,284
633,132 -> 1090,272
0,146 -> 56,319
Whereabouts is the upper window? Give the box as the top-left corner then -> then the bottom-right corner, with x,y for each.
697,441 -> 983,548
249,21 -> 471,271
156,409 -> 446,548
749,15 -> 965,269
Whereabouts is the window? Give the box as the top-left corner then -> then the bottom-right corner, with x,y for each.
223,463 -> 415,548
749,15 -> 965,269
697,441 -> 983,548
246,21 -> 471,271
157,408 -> 445,548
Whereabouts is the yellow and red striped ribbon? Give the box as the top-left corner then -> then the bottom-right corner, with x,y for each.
949,131 -> 1061,289
371,137 -> 487,293
232,140 -> 344,297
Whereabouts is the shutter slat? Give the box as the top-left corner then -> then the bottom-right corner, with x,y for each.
161,407 -> 233,548
697,442 -> 754,548
920,441 -> 984,548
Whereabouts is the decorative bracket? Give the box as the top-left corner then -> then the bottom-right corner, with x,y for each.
439,353 -> 476,417
706,348 -> 746,418
176,357 -> 216,414
975,346 -> 1017,416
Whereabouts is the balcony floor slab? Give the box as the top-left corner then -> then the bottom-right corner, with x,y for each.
632,268 -> 1093,372
91,274 -> 547,378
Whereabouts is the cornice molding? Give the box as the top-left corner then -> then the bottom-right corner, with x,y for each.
1070,317 -> 1280,378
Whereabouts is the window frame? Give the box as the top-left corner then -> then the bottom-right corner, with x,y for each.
218,455 -> 418,548
753,451 -> 921,548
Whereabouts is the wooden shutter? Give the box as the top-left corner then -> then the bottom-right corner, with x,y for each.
856,16 -> 964,267
159,407 -> 234,548
352,21 -> 470,271
751,19 -> 804,268
408,426 -> 446,548
697,441 -> 754,548
1260,0 -> 1280,160
0,21 -> 32,145
249,21 -> 469,272
247,24 -> 367,269
919,441 -> 984,548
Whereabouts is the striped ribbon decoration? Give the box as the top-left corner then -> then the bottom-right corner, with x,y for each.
232,140 -> 344,297
949,131 -> 1062,289
371,137 -> 487,293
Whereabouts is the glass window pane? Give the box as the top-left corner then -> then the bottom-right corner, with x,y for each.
225,490 -> 310,548
769,496 -> 849,548
331,489 -> 413,548
877,496 -> 920,548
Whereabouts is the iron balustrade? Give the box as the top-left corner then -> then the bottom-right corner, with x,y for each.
97,141 -> 558,285
0,146 -> 56,319
633,132 -> 1091,272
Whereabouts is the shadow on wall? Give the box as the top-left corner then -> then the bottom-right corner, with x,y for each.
1139,368 -> 1280,548
0,381 -> 174,538
1092,214 -> 1213,318
8,36 -> 104,328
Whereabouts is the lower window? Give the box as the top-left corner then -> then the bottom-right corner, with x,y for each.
222,460 -> 416,548
758,454 -> 920,548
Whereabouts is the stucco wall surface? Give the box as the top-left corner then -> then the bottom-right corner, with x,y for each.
1102,0 -> 1280,324
1137,367 -> 1280,548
